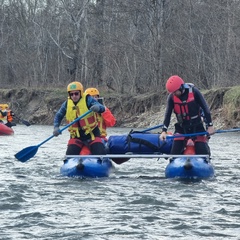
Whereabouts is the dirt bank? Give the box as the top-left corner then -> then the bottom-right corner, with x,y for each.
0,86 -> 240,130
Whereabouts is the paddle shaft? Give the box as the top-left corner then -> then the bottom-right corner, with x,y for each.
166,132 -> 208,139
14,115 -> 31,126
166,128 -> 240,139
139,124 -> 164,133
215,128 -> 240,133
15,110 -> 92,162
37,110 -> 92,148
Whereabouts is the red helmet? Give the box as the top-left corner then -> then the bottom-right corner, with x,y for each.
166,75 -> 184,93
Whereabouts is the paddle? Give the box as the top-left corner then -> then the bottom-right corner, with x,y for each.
166,132 -> 208,139
14,116 -> 31,126
215,128 -> 240,133
111,128 -> 240,164
166,128 -> 240,139
139,124 -> 164,133
15,110 -> 92,162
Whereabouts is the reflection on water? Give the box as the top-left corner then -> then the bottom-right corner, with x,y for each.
0,125 -> 240,239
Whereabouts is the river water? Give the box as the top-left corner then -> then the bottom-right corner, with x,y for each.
0,125 -> 240,240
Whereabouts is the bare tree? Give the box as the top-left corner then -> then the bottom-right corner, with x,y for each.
0,0 -> 240,91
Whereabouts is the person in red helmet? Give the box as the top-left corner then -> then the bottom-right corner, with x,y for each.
160,75 -> 215,155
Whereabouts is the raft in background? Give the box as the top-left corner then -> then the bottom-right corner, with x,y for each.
0,123 -> 14,136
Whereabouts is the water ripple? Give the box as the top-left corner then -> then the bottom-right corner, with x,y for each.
0,126 -> 240,239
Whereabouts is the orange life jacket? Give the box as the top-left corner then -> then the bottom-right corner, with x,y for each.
96,107 -> 116,138
7,111 -> 13,122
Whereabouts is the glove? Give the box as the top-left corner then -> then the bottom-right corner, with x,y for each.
160,131 -> 167,141
90,104 -> 100,113
207,126 -> 215,135
53,127 -> 61,137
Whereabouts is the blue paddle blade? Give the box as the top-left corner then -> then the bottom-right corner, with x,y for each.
14,146 -> 39,162
14,110 -> 92,163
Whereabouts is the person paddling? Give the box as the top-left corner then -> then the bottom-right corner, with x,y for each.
53,81 -> 107,155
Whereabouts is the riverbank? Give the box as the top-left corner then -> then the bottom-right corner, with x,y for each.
115,86 -> 240,131
0,86 -> 239,130
122,106 -> 226,131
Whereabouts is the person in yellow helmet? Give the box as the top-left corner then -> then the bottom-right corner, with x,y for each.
53,81 -> 107,155
85,88 -> 116,142
0,104 -> 15,127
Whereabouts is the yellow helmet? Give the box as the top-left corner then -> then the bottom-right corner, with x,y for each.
67,81 -> 84,95
85,88 -> 100,96
4,104 -> 9,109
0,104 -> 9,109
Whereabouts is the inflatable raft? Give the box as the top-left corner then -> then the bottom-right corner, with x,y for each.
60,132 -> 171,178
60,156 -> 114,178
0,123 -> 14,135
165,139 -> 214,180
60,133 -> 214,180
165,156 -> 214,179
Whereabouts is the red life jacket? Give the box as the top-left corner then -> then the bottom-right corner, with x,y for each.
173,84 -> 201,123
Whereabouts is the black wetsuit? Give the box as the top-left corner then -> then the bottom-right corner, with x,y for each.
162,86 -> 213,155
